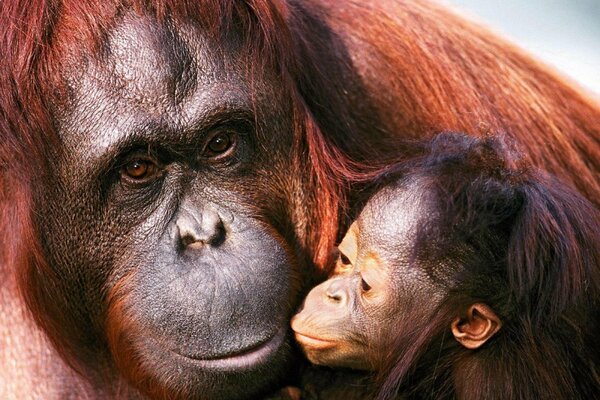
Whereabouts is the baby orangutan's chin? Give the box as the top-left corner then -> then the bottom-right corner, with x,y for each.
293,332 -> 372,370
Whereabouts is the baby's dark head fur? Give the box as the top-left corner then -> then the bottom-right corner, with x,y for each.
373,133 -> 600,400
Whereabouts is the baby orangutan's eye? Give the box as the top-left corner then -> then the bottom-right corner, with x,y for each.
339,252 -> 352,266
360,275 -> 371,293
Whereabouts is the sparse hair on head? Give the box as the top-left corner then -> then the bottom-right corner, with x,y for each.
373,132 -> 600,400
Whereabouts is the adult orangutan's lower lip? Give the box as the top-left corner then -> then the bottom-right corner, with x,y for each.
294,332 -> 337,350
172,328 -> 287,370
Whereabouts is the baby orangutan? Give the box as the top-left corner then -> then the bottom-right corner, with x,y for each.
291,133 -> 600,400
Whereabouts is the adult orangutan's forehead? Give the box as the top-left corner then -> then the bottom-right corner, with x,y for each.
103,12 -> 207,110
54,11 -> 276,162
100,12 -> 250,105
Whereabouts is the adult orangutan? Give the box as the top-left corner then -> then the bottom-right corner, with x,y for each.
0,0 -> 598,399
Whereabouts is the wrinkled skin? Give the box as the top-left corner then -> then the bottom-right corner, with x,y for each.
35,12 -> 301,399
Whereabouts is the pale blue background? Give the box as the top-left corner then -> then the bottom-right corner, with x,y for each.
444,0 -> 600,95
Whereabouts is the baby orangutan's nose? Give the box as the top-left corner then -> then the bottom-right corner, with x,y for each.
324,278 -> 347,306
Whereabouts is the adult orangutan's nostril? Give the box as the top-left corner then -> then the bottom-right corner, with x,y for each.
176,207 -> 227,249
206,220 -> 226,247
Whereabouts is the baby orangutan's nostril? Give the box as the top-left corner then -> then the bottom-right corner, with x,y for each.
326,291 -> 342,302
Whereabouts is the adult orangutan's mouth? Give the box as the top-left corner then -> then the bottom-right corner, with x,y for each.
171,328 -> 287,370
294,332 -> 337,350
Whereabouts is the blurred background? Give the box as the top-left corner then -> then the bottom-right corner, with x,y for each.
443,0 -> 600,96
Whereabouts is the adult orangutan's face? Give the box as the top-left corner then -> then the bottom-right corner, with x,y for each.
39,11 -> 300,399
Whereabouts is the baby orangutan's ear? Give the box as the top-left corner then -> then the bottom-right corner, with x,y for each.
451,303 -> 502,349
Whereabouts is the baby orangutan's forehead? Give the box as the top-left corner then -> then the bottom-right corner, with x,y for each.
357,181 -> 429,250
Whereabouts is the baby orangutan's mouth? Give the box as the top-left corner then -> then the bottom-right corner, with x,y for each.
293,332 -> 337,350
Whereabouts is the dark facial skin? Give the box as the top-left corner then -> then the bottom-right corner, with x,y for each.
36,12 -> 299,399
292,182 -> 500,370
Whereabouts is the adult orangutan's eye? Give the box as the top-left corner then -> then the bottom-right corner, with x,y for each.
121,158 -> 161,183
205,132 -> 236,157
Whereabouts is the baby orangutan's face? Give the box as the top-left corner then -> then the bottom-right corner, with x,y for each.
291,221 -> 392,370
291,185 -> 442,370
291,182 -> 504,370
